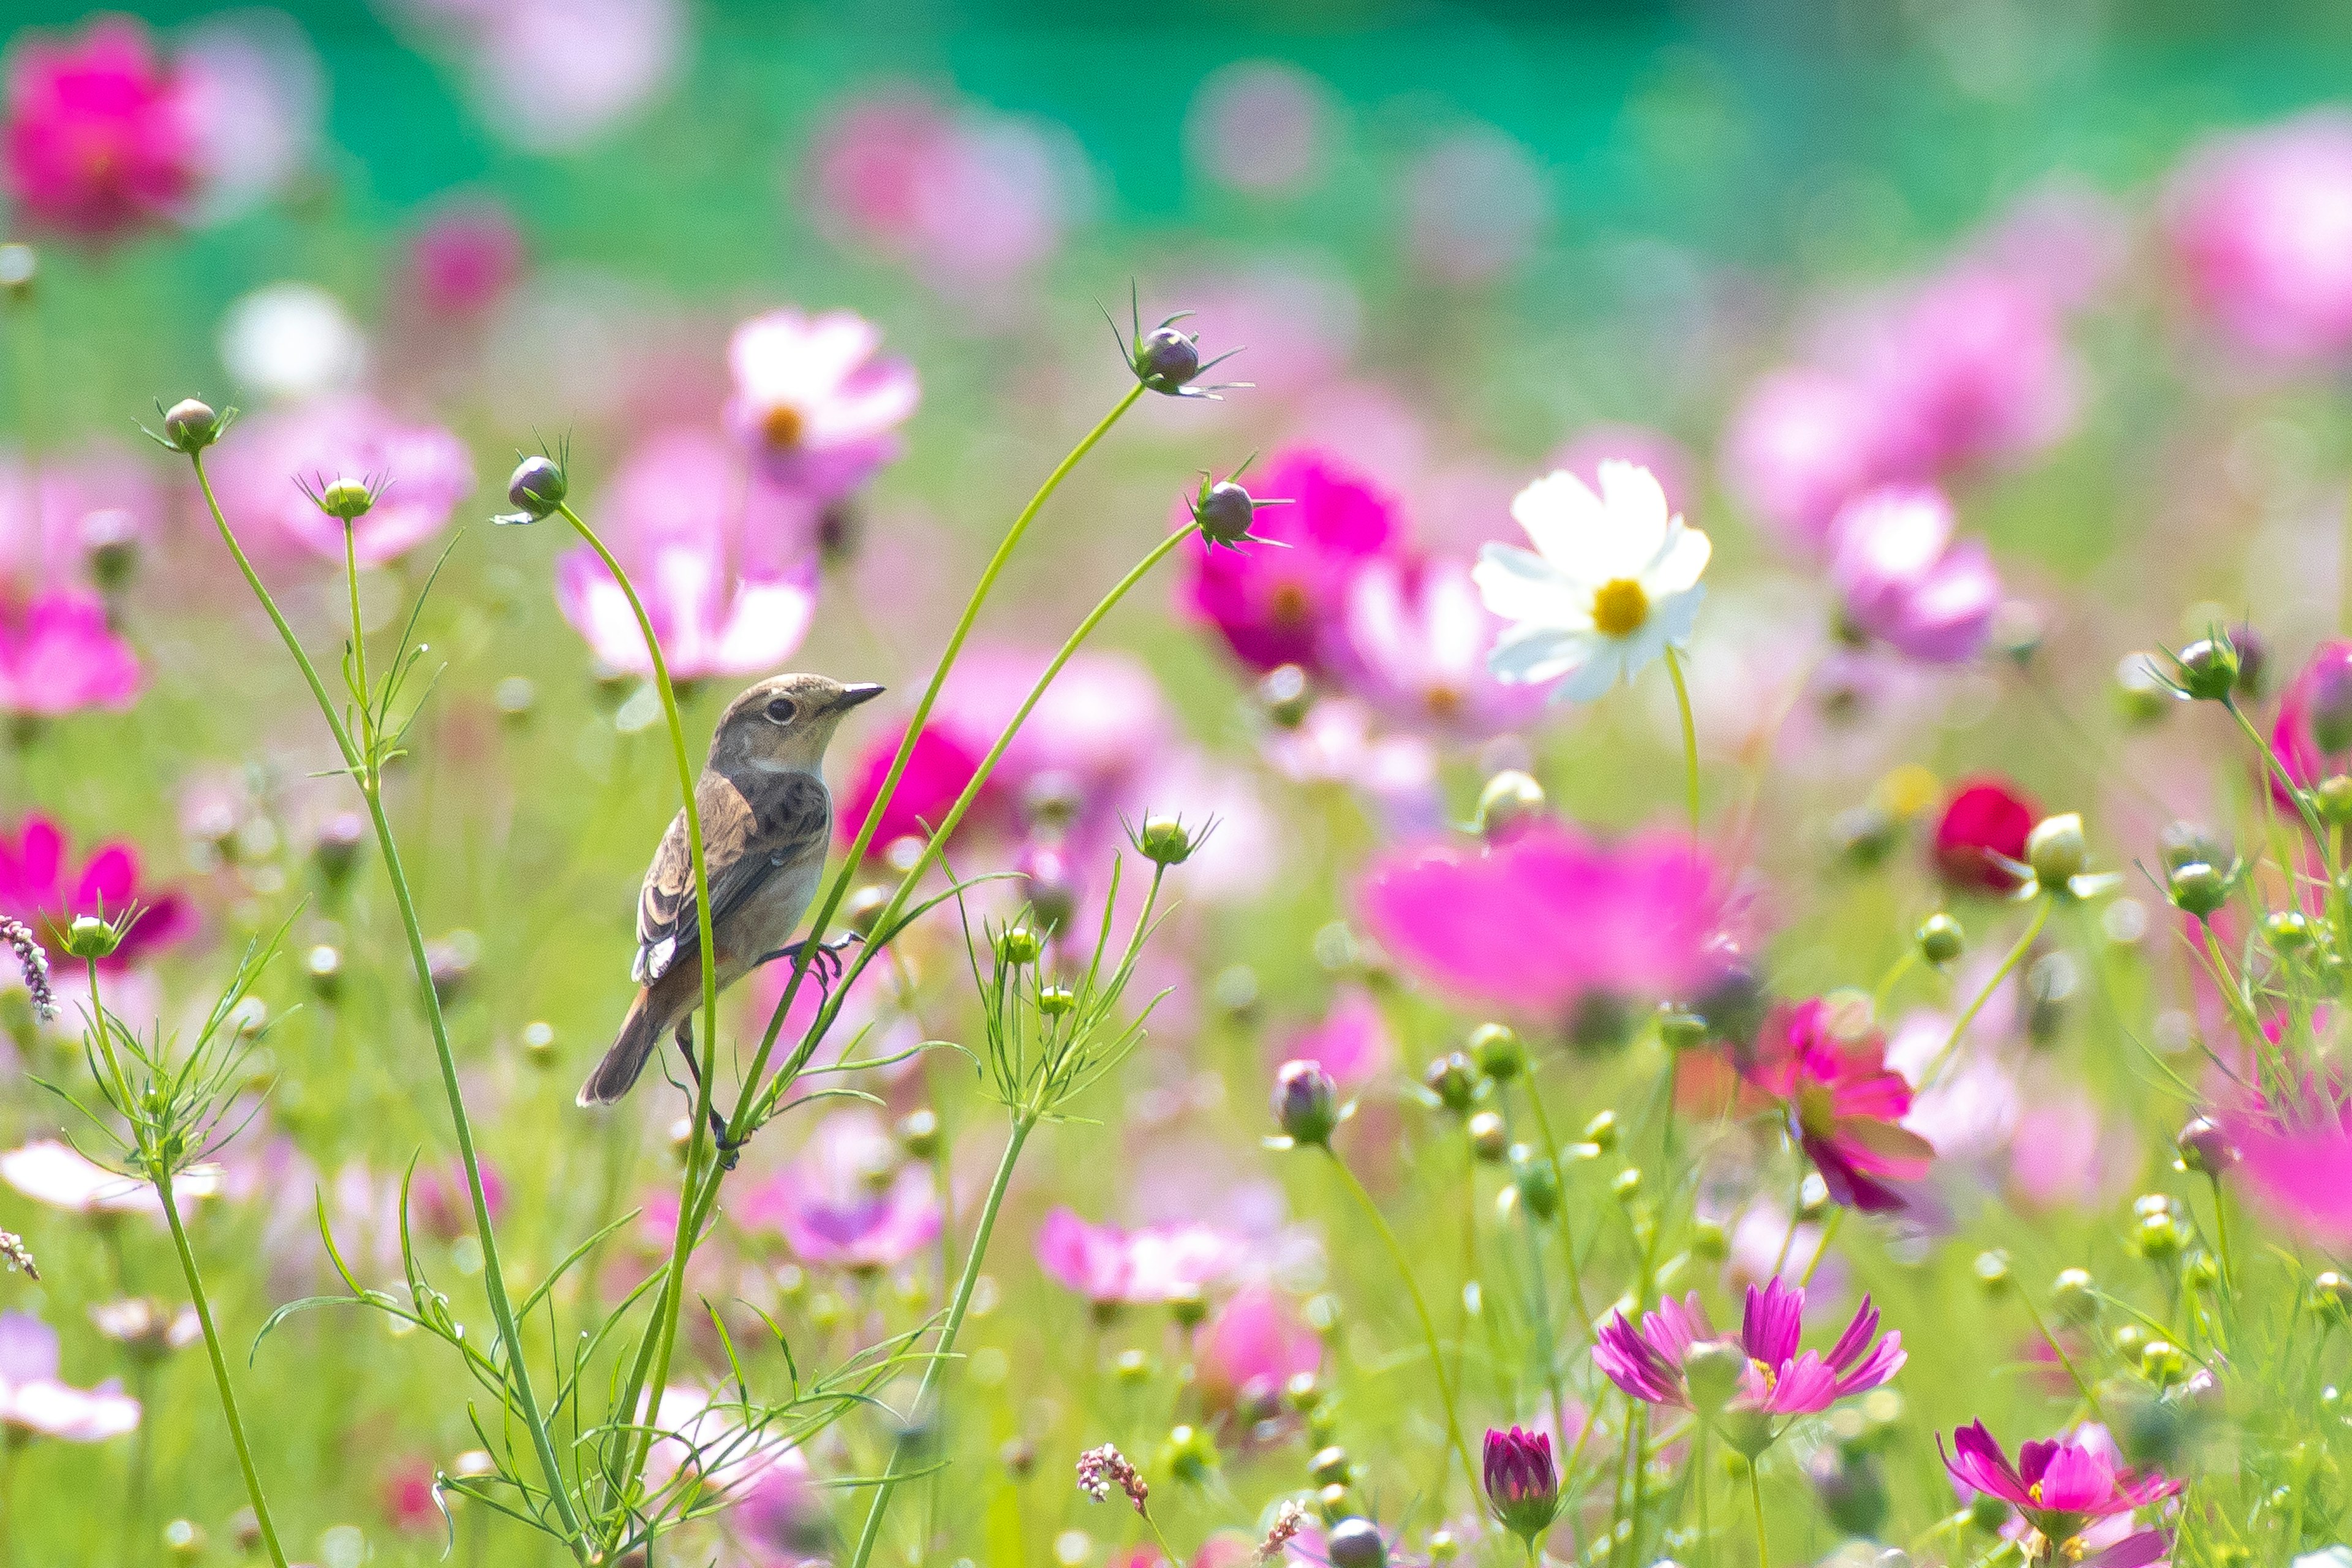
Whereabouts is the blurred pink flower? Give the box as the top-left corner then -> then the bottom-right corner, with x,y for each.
1332,557 -> 1543,738
2165,111 -> 2352,361
1195,1284 -> 1320,1418
1182,448 -> 1406,673
935,646 -> 1170,816
0,447 -> 164,592
406,197 -> 526,318
738,1110 -> 938,1272
836,721 -> 1003,858
1034,1208 -> 1244,1309
2269,638 -> 2352,798
207,394 -> 473,566
726,1444 -> 829,1568
1827,487 -> 2000,663
1260,698 -> 1440,831
0,816 -> 192,968
1275,987 -> 1394,1090
1738,999 -> 1934,1213
2223,1093 -> 2352,1246
554,428 -> 818,682
1,17 -> 200,241
0,1140 -> 215,1220
381,1456 -> 440,1534
1868,265 -> 2078,478
176,9 -> 322,225
1186,61 -> 1330,195
409,1157 -> 505,1243
0,591 -> 142,717
390,0 -> 684,153
1724,368 -> 1905,550
1969,179 -> 2130,315
0,1311 -> 139,1442
2008,1091 -> 2141,1212
1357,820 -> 1735,1018
1402,125 -> 1548,285
725,310 -> 918,502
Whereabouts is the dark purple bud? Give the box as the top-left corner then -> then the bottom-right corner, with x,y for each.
1482,1426 -> 1561,1542
2176,1115 -> 2239,1177
1016,839 -> 1079,935
1134,325 -> 1202,394
1325,1519 -> 1385,1568
2311,649 -> 2352,755
504,455 -> 567,521
1194,480 -> 1257,545
2230,621 -> 2269,698
1271,1059 -> 1338,1146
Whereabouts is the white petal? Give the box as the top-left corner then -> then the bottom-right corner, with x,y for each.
1472,543 -> 1586,627
1640,522 -> 1713,595
1553,643 -> 1626,703
1488,624 -> 1593,685
1596,461 -> 1673,571
1652,582 -> 1707,647
1508,470 -> 1608,565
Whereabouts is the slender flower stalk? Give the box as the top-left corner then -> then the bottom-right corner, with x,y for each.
1749,1461 -> 1768,1568
1665,645 -> 1702,837
1923,895 -> 2049,1088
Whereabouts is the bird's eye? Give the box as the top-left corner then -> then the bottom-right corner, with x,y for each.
764,696 -> 799,725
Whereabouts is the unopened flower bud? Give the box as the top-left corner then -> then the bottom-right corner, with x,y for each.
1511,1147 -> 1561,1221
519,1020 -> 557,1066
162,398 -> 221,454
2114,654 -> 2171,726
505,455 -> 567,521
1469,1022 -> 1525,1080
1973,1250 -> 2011,1294
1611,1166 -> 1642,1202
1038,986 -> 1076,1017
1656,1005 -> 1709,1051
1136,815 -> 1194,867
2314,1271 -> 2352,1323
1159,1422 -> 1218,1485
317,477 -> 374,520
1193,480 -> 1260,546
1468,1109 -> 1507,1162
1326,1518 -> 1386,1568
2169,862 -> 2228,920
1311,1445 -> 1351,1487
2176,1116 -> 2239,1177
1135,325 -> 1202,393
2182,1252 -> 2219,1292
1272,1060 -> 1338,1146
1682,1338 -> 1748,1412
1917,912 -> 1965,965
2173,638 -> 2239,702
2140,1338 -> 2186,1386
61,915 -> 121,961
162,1519 -> 205,1561
2052,1267 -> 2098,1325
2133,1210 -> 2184,1262
897,1109 -> 940,1160
2027,813 -> 2087,888
1422,1052 -> 1477,1114
1476,771 -> 1546,839
1583,1109 -> 1619,1151
2266,909 -> 2313,954
996,926 -> 1042,967
1258,664 -> 1311,726
2321,776 -> 2352,827
1168,1281 -> 1207,1327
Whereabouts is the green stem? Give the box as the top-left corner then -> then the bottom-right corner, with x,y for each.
2208,1172 -> 2234,1294
1517,1077 -> 1596,1339
344,519 -> 369,754
1798,1208 -> 1844,1287
1694,1420 -> 1711,1568
157,1163 -> 288,1568
552,500 -> 720,1536
1749,1461 -> 1768,1568
189,451 -> 586,1557
1323,1145 -> 1480,1504
1664,646 -> 1701,838
1923,896 -> 2049,1089
845,1115 -> 1035,1568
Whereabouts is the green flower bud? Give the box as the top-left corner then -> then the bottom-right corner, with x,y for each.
1114,1348 -> 1151,1384
997,926 -> 1043,967
1476,770 -> 1546,839
1311,1445 -> 1352,1487
161,398 -> 222,454
1136,815 -> 1194,867
1168,1281 -> 1207,1328
1681,1339 -> 1748,1413
1512,1147 -> 1562,1221
1037,986 -> 1076,1017
1422,1052 -> 1478,1114
1159,1422 -> 1219,1485
897,1108 -> 940,1161
2182,1252 -> 2220,1293
2051,1267 -> 2098,1325
317,477 -> 373,520
1917,913 -> 1965,965
2132,1210 -> 2184,1262
1689,1217 -> 1728,1263
2172,638 -> 2239,703
1468,1109 -> 1508,1163
1973,1250 -> 2011,1294
1258,663 -> 1311,727
1583,1109 -> 1619,1151
2314,1271 -> 2352,1324
2266,909 -> 2314,954
2027,813 -> 2088,888
1610,1167 -> 1642,1202
1469,1022 -> 1526,1080
1656,1005 -> 1710,1051
2320,776 -> 2352,828
2168,861 -> 2229,920
60,914 -> 121,961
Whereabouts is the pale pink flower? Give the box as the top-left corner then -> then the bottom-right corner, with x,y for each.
1827,487 -> 2001,663
0,447 -> 165,592
2,17 -> 200,241
388,0 -> 685,153
2224,1093 -> 2352,1246
206,394 -> 473,565
644,1384 -> 806,1500
1969,178 -> 2130,315
1724,368 -> 1907,549
554,427 -> 818,682
725,309 -> 918,502
1195,1284 -> 1321,1417
0,1311 -> 139,1442
1332,557 -> 1544,738
1035,1208 -> 1245,1308
405,196 -> 526,318
2165,111 -> 2352,361
737,1110 -> 938,1272
1401,125 -> 1548,285
1275,987 -> 1394,1091
1185,61 -> 1331,195
2008,1090 -> 2142,1213
177,10 -> 323,224
1158,261 -> 1359,408
0,592 -> 141,716
725,1442 -> 828,1568
1865,265 -> 2078,478
1259,699 -> 1440,831
0,1139 -> 216,1220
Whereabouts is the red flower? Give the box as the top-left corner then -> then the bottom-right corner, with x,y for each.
1738,998 -> 1933,1212
1932,777 -> 2036,894
0,815 -> 191,969
2,18 -> 200,241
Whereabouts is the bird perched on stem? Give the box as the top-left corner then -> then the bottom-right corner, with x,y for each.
579,673 -> 884,1111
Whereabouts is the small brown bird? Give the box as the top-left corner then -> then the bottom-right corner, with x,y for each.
578,672 -> 884,1109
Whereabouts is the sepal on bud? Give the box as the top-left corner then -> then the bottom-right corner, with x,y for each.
497,453 -> 569,525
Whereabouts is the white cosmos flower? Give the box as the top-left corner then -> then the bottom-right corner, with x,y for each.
1471,461 -> 1711,703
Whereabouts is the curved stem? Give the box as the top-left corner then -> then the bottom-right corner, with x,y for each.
1923,896 -> 2049,1090
1664,647 -> 1702,838
1323,1145 -> 1480,1502
189,452 -> 585,1557
552,501 -> 719,1534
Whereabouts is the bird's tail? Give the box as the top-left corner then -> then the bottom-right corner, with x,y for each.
578,987 -> 666,1107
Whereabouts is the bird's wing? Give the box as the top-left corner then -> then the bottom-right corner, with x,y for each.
632,771 -> 831,984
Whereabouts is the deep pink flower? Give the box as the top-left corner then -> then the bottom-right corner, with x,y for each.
382,1456 -> 440,1534
1033,1208 -> 1243,1309
1357,819 -> 1734,1020
837,722 -> 1002,858
2165,112 -> 2352,361
1275,987 -> 1395,1091
1932,777 -> 2037,895
2,17 -> 200,241
930,645 -> 1171,824
406,197 -> 525,317
0,816 -> 190,969
206,394 -> 473,566
1737,1000 -> 1934,1212
1828,487 -> 2001,663
1941,1421 -> 2180,1548
0,1311 -> 139,1442
0,591 -> 141,717
1592,1276 -> 1903,1424
1330,556 -> 1542,737
2223,1093 -> 2352,1246
1194,1284 -> 1320,1418
737,1110 -> 938,1273
2269,639 -> 2352,800
1483,1426 -> 1561,1540
554,428 -> 816,682
1182,448 -> 1406,674
725,309 -> 918,502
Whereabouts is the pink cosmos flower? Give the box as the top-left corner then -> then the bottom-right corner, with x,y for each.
1736,999 -> 1934,1213
0,1140 -> 216,1219
382,1457 -> 440,1534
1357,819 -> 1734,1020
1331,557 -> 1543,737
1724,369 -> 1908,551
2008,1090 -> 2143,1214
0,448 -> 164,592
1592,1277 -> 1904,1423
1941,1421 -> 2180,1555
1933,777 -> 2038,895
405,197 -> 526,318
0,1311 -> 140,1442
554,428 -> 817,682
1827,487 -> 2001,663
205,394 -> 473,567
1034,1208 -> 1244,1310
1183,448 -> 1408,674
2165,111 -> 2352,362
1,17 -> 200,241
2269,639 -> 2352,798
724,310 -> 918,502
2223,1093 -> 2352,1246
931,646 -> 1172,823
837,722 -> 1002,859
725,1444 -> 829,1568
1867,265 -> 2078,479
1259,698 -> 1440,833
0,592 -> 142,717
175,10 -> 323,226
1185,62 -> 1329,196
0,816 -> 192,969
1274,987 -> 1395,1090
386,0 -> 685,154
1194,1284 -> 1321,1418
737,1110 -> 938,1273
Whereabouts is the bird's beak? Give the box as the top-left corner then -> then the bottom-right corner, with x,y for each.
838,682 -> 886,709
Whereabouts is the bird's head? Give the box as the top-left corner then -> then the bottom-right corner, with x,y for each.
710,673 -> 886,775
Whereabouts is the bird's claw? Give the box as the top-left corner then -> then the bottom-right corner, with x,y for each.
758,930 -> 865,992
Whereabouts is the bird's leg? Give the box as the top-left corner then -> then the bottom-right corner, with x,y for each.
671,1016 -> 741,1171
755,930 -> 864,995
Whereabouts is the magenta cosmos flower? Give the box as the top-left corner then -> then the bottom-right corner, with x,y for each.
725,309 -> 918,503
1932,776 -> 2038,895
1034,1207 -> 1243,1311
2165,111 -> 2352,362
1483,1425 -> 1561,1541
1195,1283 -> 1321,1418
1738,998 -> 1933,1212
0,591 -> 141,718
1593,1278 -> 1903,1444
1357,818 -> 1735,1024
2269,639 -> 2352,801
404,197 -> 526,319
1,17 -> 201,242
206,394 -> 473,567
736,1110 -> 938,1273
2220,1092 -> 2352,1246
1828,487 -> 2001,665
0,1311 -> 139,1442
1941,1422 -> 2180,1555
0,816 -> 192,969
1332,556 -> 1544,738
555,428 -> 817,683
1182,447 -> 1406,674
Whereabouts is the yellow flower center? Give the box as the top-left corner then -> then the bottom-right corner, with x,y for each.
1425,684 -> 1463,721
761,403 -> 806,450
1749,1357 -> 1776,1390
1591,577 -> 1649,638
2029,1482 -> 2044,1505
